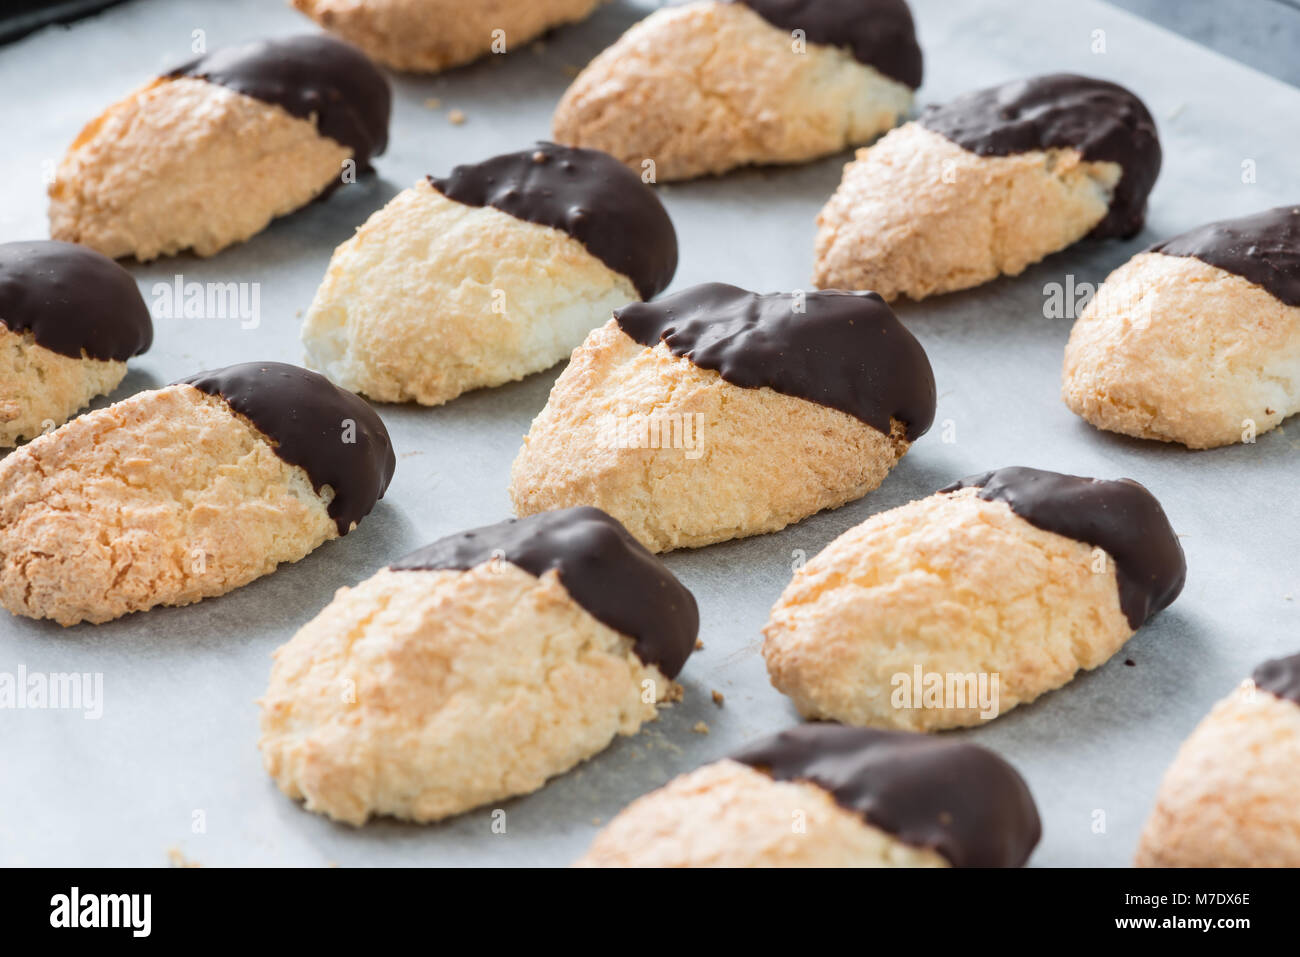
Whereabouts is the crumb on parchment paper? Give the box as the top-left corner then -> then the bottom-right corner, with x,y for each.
166,846 -> 200,868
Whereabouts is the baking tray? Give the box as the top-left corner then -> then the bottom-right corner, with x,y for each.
0,0 -> 1296,866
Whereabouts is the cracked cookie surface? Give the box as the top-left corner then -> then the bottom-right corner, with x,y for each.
1063,251 -> 1300,449
814,124 -> 1120,300
762,486 -> 1135,729
259,563 -> 674,825
509,319 -> 910,553
0,384 -> 338,626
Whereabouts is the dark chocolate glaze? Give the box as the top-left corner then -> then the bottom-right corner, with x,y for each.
427,143 -> 677,300
1150,206 -> 1300,308
390,507 -> 699,679
168,35 -> 390,171
1252,652 -> 1300,708
179,362 -> 395,535
733,724 -> 1041,867
940,467 -> 1185,630
613,282 -> 936,440
735,0 -> 922,89
917,74 -> 1161,239
0,240 -> 152,361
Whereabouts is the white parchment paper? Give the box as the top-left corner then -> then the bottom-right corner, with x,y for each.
0,0 -> 1296,866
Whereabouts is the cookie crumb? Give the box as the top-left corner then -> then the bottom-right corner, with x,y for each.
711,689 -> 725,707
694,639 -> 704,650
562,64 -> 580,78
166,846 -> 200,868
692,721 -> 709,734
662,682 -> 684,704
448,109 -> 466,125
424,97 -> 441,109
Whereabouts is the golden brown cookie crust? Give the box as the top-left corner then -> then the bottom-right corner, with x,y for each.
0,327 -> 126,447
814,123 -> 1121,300
292,0 -> 603,72
576,759 -> 948,867
762,487 -> 1134,730
509,319 -> 908,553
0,384 -> 336,626
301,180 -> 638,405
552,1 -> 913,181
1136,683 -> 1300,867
1063,251 -> 1300,449
49,77 -> 351,260
259,563 -> 670,825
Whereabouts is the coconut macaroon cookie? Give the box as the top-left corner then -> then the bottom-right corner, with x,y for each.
763,467 -> 1186,730
259,507 -> 698,825
577,724 -> 1041,867
815,74 -> 1161,300
1137,653 -> 1300,867
509,283 -> 937,552
300,143 -> 677,405
0,362 -> 394,626
0,241 -> 152,447
1064,206 -> 1300,448
291,0 -> 603,72
49,35 -> 390,261
553,0 -> 922,180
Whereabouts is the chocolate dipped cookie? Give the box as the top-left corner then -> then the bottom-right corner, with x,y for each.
763,467 -> 1186,729
577,724 -> 1041,867
301,144 -> 677,405
259,507 -> 698,825
1,240 -> 152,447
554,0 -> 921,180
1137,652 -> 1300,867
49,35 -> 390,260
1064,206 -> 1300,448
509,282 -> 937,552
0,362 -> 394,626
292,0 -> 603,73
815,74 -> 1161,299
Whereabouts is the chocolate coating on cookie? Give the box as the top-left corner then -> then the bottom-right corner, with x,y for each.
733,724 -> 1040,867
613,282 -> 936,440
1253,652 -> 1300,708
427,143 -> 677,300
0,240 -> 151,361
391,507 -> 698,678
940,467 -> 1185,629
734,0 -> 922,89
917,74 -> 1160,239
168,35 -> 390,171
180,362 -> 395,535
1150,206 -> 1300,308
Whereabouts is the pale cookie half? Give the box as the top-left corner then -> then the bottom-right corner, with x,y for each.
292,0 -> 603,72
1064,207 -> 1300,448
301,144 -> 677,405
577,725 -> 1041,867
815,74 -> 1161,300
259,507 -> 699,825
1137,652 -> 1300,867
763,467 -> 1186,730
0,362 -> 394,626
49,35 -> 390,260
509,283 -> 936,553
553,0 -> 920,180
0,240 -> 152,447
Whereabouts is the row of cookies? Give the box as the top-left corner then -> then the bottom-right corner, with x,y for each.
251,497 -> 1299,867
12,1 -> 1300,868
28,5 -> 1299,450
